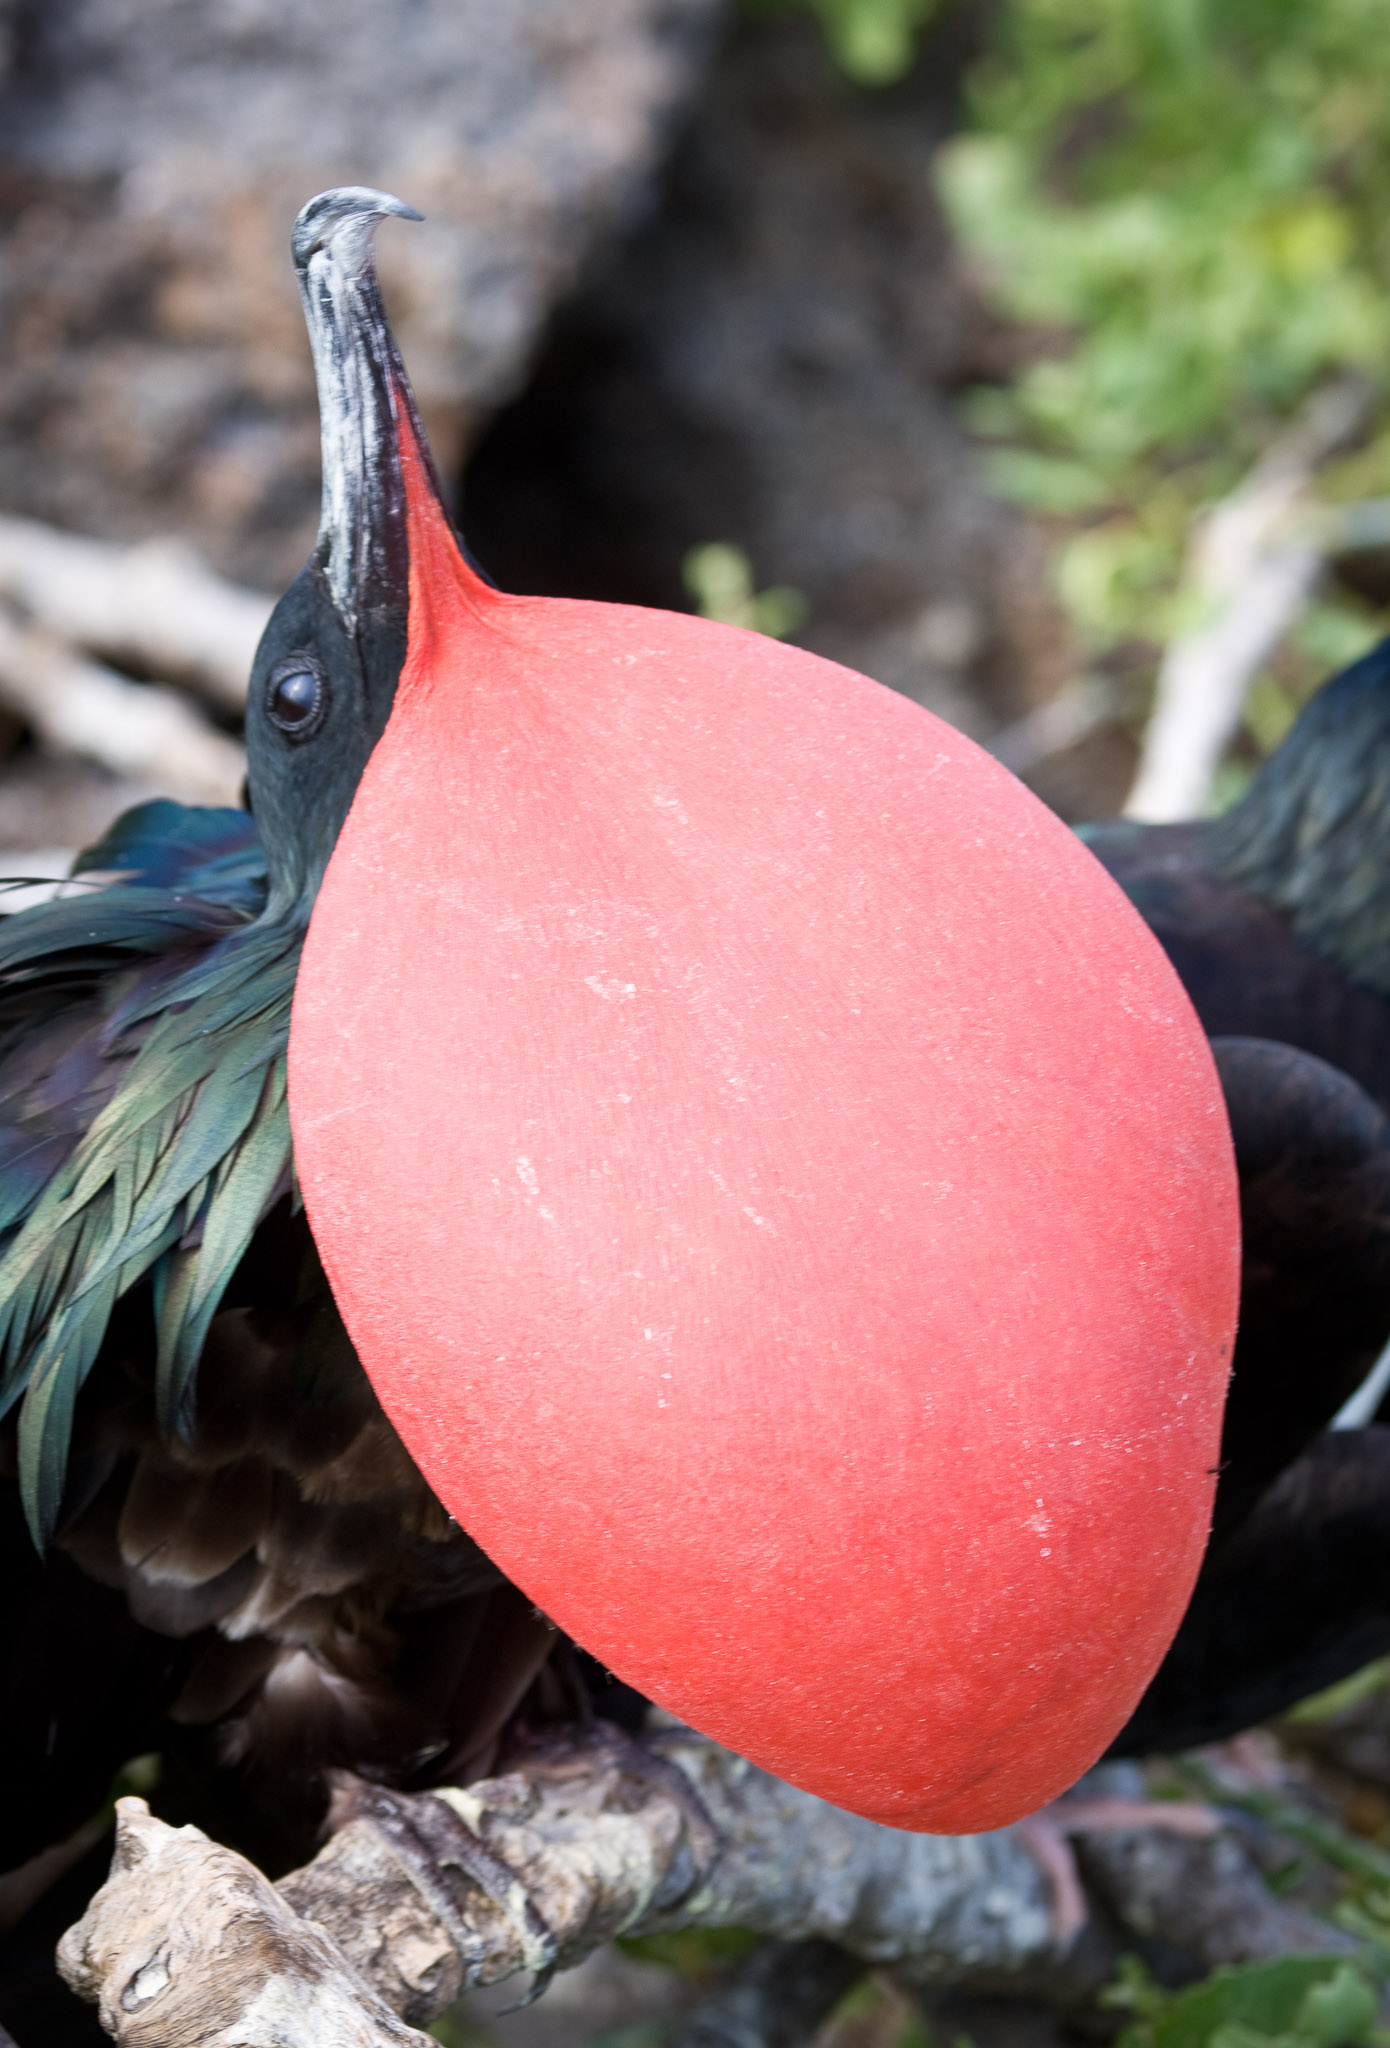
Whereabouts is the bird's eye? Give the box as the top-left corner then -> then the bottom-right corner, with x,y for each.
267,661 -> 326,738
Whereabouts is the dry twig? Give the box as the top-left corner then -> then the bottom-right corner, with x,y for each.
1124,377 -> 1373,823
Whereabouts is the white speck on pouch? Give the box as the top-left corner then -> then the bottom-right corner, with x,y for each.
586,975 -> 637,1002
707,1166 -> 775,1233
517,1157 -> 540,1198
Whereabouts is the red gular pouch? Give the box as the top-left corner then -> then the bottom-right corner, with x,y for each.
287,206 -> 1238,1835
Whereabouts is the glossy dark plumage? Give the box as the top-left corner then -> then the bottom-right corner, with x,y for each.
1118,1426 -> 1390,1755
1083,637 -> 1390,1097
1095,638 -> 1390,1754
0,800 -> 563,1883
0,802 -> 293,1542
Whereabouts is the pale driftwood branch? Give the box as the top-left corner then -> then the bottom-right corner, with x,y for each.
1123,376 -> 1372,823
0,606 -> 246,808
58,1730 -> 1345,2048
57,1797 -> 432,2048
0,516 -> 271,710
274,1725 -> 1063,2024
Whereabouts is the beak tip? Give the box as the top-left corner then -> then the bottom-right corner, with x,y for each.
292,186 -> 423,279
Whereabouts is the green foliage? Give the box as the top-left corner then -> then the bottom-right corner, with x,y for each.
1287,1660 -> 1390,1727
743,0 -> 939,84
826,1975 -> 932,2048
935,0 -> 1390,759
1173,1753 -> 1390,1892
803,0 -> 939,82
682,543 -> 808,639
112,1753 -> 161,1800
617,1925 -> 761,1975
428,2009 -> 496,2048
1105,1956 -> 1382,2048
584,2025 -> 676,2048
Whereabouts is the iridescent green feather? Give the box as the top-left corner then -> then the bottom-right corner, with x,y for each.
0,802 -> 302,1544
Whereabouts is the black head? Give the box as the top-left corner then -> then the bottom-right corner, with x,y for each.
1209,636 -> 1390,994
246,187 -> 427,918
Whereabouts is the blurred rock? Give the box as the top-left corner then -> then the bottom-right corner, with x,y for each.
0,748 -> 157,862
0,0 -> 720,587
462,12 -> 1071,745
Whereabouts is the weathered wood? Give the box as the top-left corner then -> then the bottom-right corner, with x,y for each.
58,1732 -> 1343,2047
59,1725 -> 1060,2044
56,1797 -> 431,2047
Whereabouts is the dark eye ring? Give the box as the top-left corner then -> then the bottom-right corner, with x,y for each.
266,658 -> 327,739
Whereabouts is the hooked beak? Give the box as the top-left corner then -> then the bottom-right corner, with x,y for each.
290,186 -> 495,661
245,188 -> 478,914
291,187 -> 428,633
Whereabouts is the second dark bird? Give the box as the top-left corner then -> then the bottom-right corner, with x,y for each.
1090,641 -> 1390,1753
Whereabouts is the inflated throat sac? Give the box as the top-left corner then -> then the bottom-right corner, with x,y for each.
290,425 -> 1239,1833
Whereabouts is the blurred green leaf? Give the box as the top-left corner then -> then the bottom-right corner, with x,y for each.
682,543 -> 808,639
1113,1957 -> 1380,2048
586,2024 -> 675,2048
810,0 -> 939,81
429,2010 -> 496,2048
1287,1660 -> 1390,1727
112,1753 -> 161,1800
617,1926 -> 761,1975
744,0 -> 939,83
